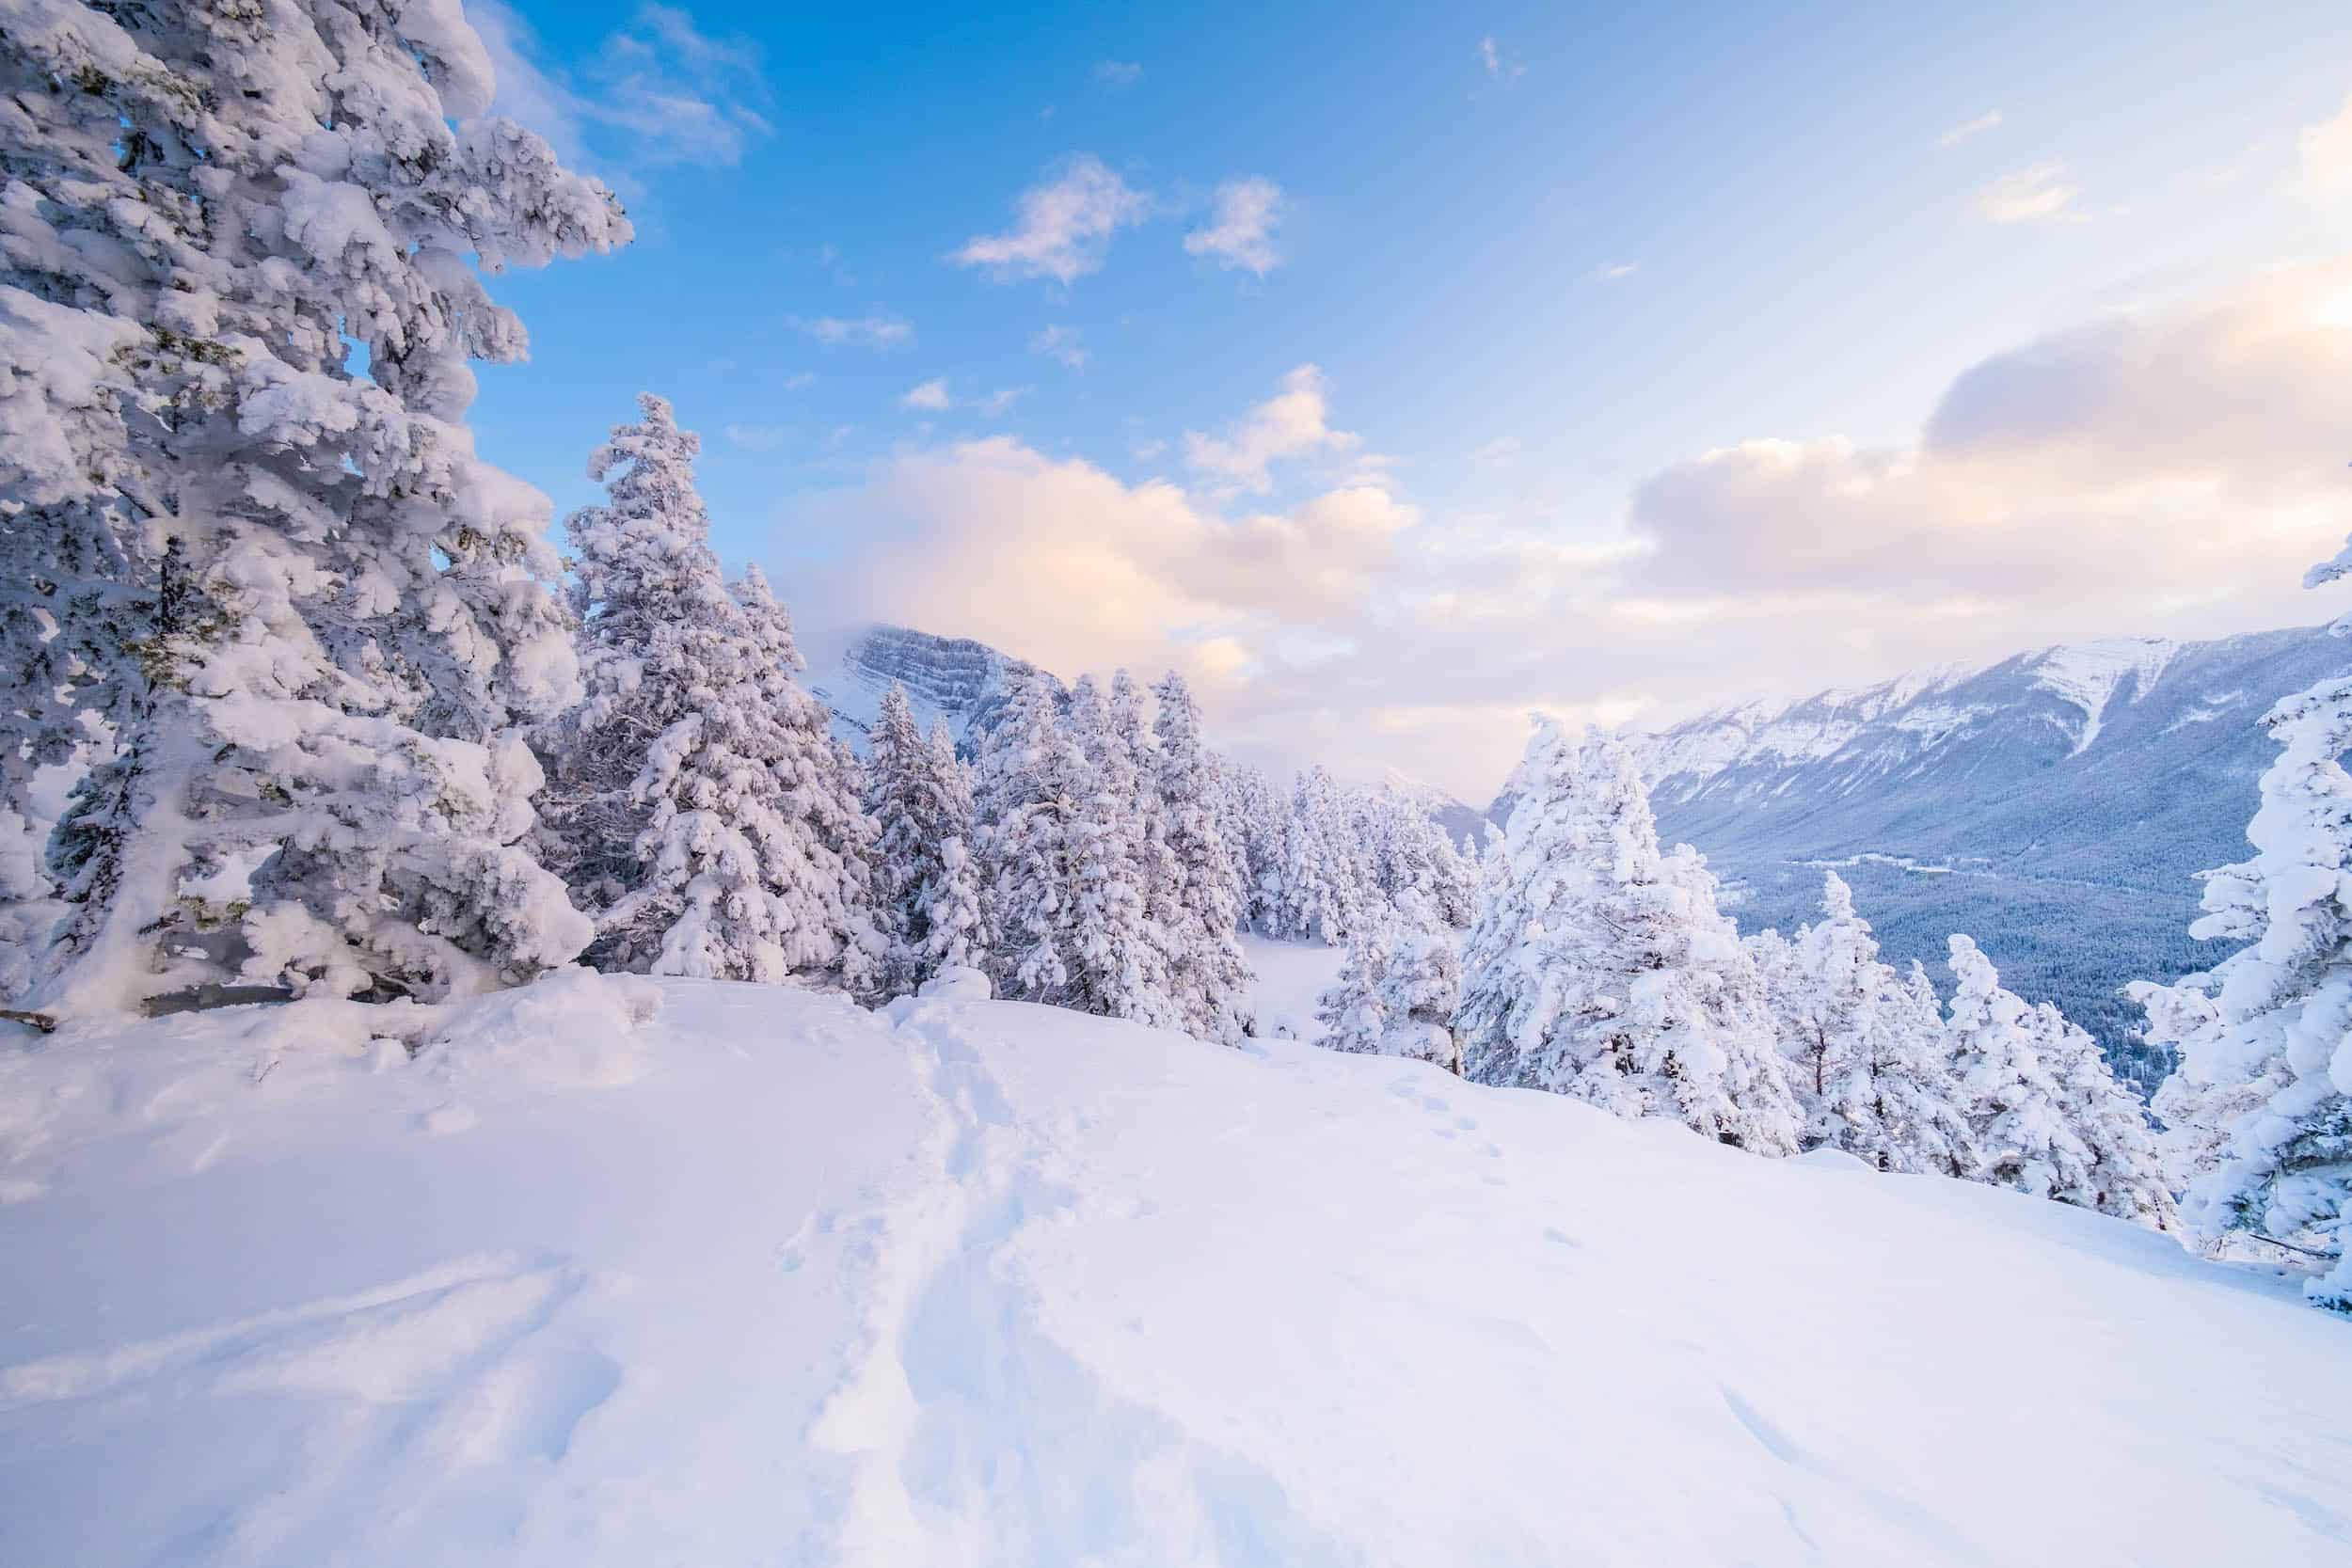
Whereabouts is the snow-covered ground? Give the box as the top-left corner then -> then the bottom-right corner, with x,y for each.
1239,933 -> 1347,1043
4,969 -> 2348,1566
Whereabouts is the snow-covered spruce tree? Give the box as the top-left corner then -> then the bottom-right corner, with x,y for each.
1063,674 -> 1175,1025
1944,935 -> 2096,1201
534,397 -> 877,990
1426,826 -> 1477,929
1150,673 -> 1254,1042
1875,958 -> 1981,1177
2139,654 -> 2352,1303
2028,1001 -> 2175,1229
1316,915 -> 1394,1054
1456,722 -> 1800,1153
1759,873 -> 1976,1175
1278,767 -> 1376,942
1368,787 -> 1476,929
729,563 -> 884,991
1200,749 -> 1260,932
920,719 -> 991,972
976,668 -> 1089,1004
863,683 -> 988,994
1454,726 -> 1584,1091
2132,977 -> 2267,1231
1377,924 -> 1465,1073
8,0 -> 630,1012
1226,763 -> 1288,932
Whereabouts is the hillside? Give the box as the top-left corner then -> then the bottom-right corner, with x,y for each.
4,969 -> 2345,1566
1613,625 -> 2352,1086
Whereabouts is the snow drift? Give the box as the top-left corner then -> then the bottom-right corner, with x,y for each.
3,968 -> 2346,1566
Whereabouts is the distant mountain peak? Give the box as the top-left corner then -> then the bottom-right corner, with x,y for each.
2013,636 -> 2179,755
808,624 -> 1058,755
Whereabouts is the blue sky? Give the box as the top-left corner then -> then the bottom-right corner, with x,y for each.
464,1 -> 2352,794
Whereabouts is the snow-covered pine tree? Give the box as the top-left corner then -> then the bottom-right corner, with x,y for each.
1377,924 -> 1465,1073
1315,916 -> 1393,1054
2139,656 -> 2352,1304
1661,842 -> 1806,1154
1368,788 -> 1476,929
860,681 -> 926,990
2133,977 -> 2267,1229
728,563 -> 883,993
1760,873 -> 1976,1174
2028,1001 -> 2175,1229
1062,674 -> 1173,1025
1944,935 -> 2096,1200
920,718 -> 991,975
1425,826 -> 1478,930
1873,958 -> 1981,1178
10,0 -> 630,1013
1457,722 -> 1799,1153
1151,673 -> 1253,1042
533,396 -> 875,989
1279,767 -> 1375,942
863,683 -> 987,993
1269,775 -> 1328,941
1201,750 -> 1260,932
1455,727 -> 1584,1090
1746,926 -> 1803,1051
976,667 -> 1089,1004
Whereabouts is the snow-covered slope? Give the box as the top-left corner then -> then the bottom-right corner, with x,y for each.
5,974 -> 2344,1566
1598,623 -> 2352,1085
808,623 -> 1057,755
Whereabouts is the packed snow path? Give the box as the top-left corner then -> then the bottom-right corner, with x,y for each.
3,970 -> 2348,1565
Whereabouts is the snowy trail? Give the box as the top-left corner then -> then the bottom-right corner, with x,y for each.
810,983 -> 1353,1564
5,972 -> 2352,1565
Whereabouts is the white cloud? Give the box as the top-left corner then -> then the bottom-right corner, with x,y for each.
777,260 -> 2352,799
1592,261 -> 1638,282
797,314 -> 914,348
1184,364 -> 1360,493
896,380 -> 1025,417
951,155 -> 1151,284
1184,178 -> 1286,276
1470,436 -> 1520,468
2296,88 -> 2352,206
1093,60 -> 1143,89
1029,325 -> 1089,369
466,0 -> 772,169
1937,110 -> 2003,150
790,439 -> 1418,763
1976,161 -> 2079,224
782,371 -> 816,390
723,423 -> 791,451
1477,37 -> 1522,82
1612,258 -> 2352,670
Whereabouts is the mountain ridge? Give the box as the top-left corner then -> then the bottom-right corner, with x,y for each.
1611,621 -> 2351,1085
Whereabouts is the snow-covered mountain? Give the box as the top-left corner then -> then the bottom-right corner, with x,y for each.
1613,624 -> 2352,1085
4,967 -> 2343,1565
808,624 -> 1059,755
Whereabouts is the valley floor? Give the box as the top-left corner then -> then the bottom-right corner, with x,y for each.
2,968 -> 2346,1566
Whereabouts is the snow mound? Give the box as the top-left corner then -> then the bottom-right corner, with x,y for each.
3,975 -> 2346,1566
917,963 -> 993,1002
421,966 -> 664,1088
